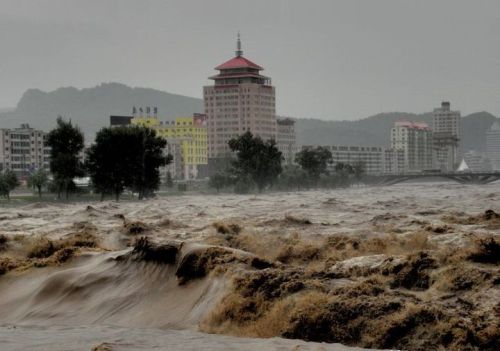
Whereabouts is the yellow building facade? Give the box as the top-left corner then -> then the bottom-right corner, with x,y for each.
131,114 -> 208,179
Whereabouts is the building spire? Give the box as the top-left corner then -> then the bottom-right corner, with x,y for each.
236,31 -> 243,57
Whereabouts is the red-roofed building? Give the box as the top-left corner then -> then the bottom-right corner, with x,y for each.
203,34 -> 276,163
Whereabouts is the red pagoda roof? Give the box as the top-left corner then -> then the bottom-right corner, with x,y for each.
215,56 -> 263,70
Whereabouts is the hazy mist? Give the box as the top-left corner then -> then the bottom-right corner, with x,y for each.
1,0 -> 499,119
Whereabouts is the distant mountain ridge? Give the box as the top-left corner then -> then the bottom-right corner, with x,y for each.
0,83 -> 497,153
0,83 -> 204,138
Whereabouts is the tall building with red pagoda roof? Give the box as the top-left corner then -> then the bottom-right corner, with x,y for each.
204,34 -> 276,162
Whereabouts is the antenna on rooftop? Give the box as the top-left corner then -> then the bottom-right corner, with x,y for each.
236,31 -> 243,57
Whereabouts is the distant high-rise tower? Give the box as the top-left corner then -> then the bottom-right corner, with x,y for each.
391,121 -> 433,172
432,101 -> 461,171
486,121 -> 500,170
204,34 -> 276,165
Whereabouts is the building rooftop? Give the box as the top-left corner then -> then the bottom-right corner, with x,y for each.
395,120 -> 431,130
215,56 -> 263,70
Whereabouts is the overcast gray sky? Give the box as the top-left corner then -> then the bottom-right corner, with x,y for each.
1,0 -> 499,119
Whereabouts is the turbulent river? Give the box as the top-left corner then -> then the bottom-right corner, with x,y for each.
0,182 -> 498,350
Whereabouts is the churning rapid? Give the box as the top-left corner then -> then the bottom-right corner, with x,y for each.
0,182 -> 498,350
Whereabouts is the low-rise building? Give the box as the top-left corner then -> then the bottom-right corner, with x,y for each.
131,112 -> 208,180
0,124 -> 50,178
302,145 -> 385,175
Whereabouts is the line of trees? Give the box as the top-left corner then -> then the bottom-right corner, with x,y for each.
1,118 -> 367,199
209,142 -> 366,193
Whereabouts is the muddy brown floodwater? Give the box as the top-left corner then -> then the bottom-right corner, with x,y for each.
0,182 -> 498,350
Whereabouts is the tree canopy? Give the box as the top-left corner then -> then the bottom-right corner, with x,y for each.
295,146 -> 332,185
47,117 -> 84,199
86,126 -> 170,200
28,169 -> 49,198
228,131 -> 283,192
0,171 -> 19,200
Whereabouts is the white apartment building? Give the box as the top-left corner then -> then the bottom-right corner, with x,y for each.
432,101 -> 461,171
486,121 -> 500,170
276,117 -> 297,165
0,124 -> 50,177
301,145 -> 385,175
204,35 -> 276,164
391,121 -> 433,172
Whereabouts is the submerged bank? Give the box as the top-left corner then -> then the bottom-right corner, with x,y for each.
0,183 -> 498,350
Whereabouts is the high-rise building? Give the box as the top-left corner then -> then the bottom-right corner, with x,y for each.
432,101 -> 461,171
486,121 -> 500,170
391,121 -> 433,172
204,34 -> 276,166
276,117 -> 297,164
0,124 -> 50,177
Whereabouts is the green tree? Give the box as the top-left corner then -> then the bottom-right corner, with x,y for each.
86,126 -> 170,201
86,126 -> 135,201
295,147 -> 332,186
228,131 -> 283,193
129,127 -> 171,199
0,170 -> 19,200
47,117 -> 84,199
28,169 -> 49,198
